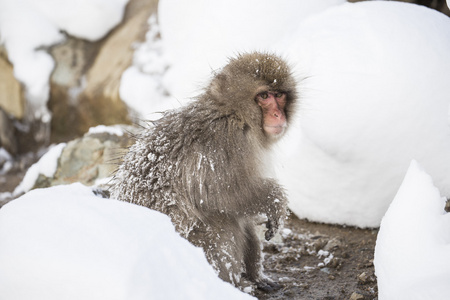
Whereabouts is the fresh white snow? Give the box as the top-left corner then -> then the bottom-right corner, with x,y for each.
0,183 -> 255,300
12,143 -> 66,196
0,0 -> 129,121
374,160 -> 450,299
119,15 -> 178,118
157,0 -> 345,103
275,1 -> 450,227
87,124 -> 125,136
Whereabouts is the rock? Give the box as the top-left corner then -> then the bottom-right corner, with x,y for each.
76,0 -> 158,134
48,0 -> 159,142
1,47 -> 54,154
323,238 -> 342,252
47,38 -> 96,142
33,125 -> 135,189
50,39 -> 91,89
47,80 -> 83,143
0,47 -> 24,155
0,109 -> 17,155
357,272 -> 368,284
349,291 -> 364,300
0,47 -> 24,120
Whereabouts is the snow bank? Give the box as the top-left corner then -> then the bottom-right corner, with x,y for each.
0,0 -> 129,121
12,143 -> 66,196
157,0 -> 345,102
276,1 -> 450,227
374,161 -> 450,299
0,183 -> 254,300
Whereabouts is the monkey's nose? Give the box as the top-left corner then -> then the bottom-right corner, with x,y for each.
273,109 -> 283,119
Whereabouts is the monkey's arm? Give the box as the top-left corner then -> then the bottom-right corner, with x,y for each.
261,179 -> 288,241
179,130 -> 287,238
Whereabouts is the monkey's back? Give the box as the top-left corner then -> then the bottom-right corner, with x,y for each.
112,108 -> 190,234
111,102 -> 257,236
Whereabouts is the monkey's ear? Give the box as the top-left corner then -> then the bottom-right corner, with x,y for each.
210,73 -> 228,97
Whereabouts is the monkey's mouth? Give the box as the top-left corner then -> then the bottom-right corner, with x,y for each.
264,125 -> 286,136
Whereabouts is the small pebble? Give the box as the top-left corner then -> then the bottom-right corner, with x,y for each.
349,292 -> 364,300
358,272 -> 368,284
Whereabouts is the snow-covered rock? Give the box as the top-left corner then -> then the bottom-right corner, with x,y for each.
0,183 -> 254,300
277,1 -> 450,227
9,125 -> 137,197
374,161 -> 450,299
12,143 -> 66,196
0,0 -> 129,121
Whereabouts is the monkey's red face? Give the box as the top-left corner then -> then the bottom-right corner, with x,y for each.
256,91 -> 287,137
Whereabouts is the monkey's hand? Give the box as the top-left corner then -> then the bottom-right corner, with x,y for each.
265,218 -> 277,241
264,182 -> 288,241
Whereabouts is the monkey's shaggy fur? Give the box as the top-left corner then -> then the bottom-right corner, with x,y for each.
112,52 -> 297,289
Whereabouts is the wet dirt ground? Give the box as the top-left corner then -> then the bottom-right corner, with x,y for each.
255,214 -> 378,300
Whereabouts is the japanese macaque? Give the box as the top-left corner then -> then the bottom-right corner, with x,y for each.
111,52 -> 297,291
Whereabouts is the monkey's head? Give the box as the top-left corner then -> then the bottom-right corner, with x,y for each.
207,52 -> 297,143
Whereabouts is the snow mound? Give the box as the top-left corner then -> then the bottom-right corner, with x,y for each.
0,183 -> 254,300
0,0 -> 129,121
374,161 -> 450,299
277,1 -> 450,227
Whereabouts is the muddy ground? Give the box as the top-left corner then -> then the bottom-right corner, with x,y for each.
1,168 -> 378,300
255,214 -> 378,300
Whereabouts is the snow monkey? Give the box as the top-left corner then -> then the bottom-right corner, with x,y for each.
112,52 -> 297,291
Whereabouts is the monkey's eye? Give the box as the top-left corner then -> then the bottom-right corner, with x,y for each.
275,92 -> 285,98
258,92 -> 269,99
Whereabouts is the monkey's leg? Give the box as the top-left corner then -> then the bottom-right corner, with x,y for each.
242,220 -> 262,281
188,219 -> 247,287
243,220 -> 282,292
